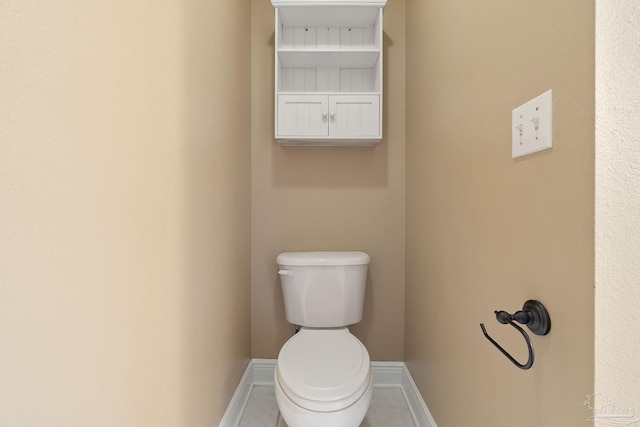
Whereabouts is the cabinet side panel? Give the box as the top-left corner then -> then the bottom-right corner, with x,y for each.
275,8 -> 280,137
374,56 -> 381,93
376,7 -> 382,136
374,8 -> 382,48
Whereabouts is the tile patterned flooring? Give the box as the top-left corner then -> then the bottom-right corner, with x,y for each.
238,385 -> 416,427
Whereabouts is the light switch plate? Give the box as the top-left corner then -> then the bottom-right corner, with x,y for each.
512,89 -> 553,158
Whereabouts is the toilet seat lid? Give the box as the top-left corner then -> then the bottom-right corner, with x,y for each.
276,328 -> 371,412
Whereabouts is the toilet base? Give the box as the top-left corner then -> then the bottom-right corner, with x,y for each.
274,374 -> 373,427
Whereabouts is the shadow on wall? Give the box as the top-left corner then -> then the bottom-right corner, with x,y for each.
273,145 -> 388,188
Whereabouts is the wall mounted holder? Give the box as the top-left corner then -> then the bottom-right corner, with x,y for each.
480,300 -> 551,370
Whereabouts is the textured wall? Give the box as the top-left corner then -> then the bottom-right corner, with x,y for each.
405,1 -> 595,425
0,1 -> 251,425
595,0 -> 640,418
182,0 -> 252,423
250,0 -> 406,361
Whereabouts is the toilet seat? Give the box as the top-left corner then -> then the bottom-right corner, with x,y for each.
276,328 -> 372,412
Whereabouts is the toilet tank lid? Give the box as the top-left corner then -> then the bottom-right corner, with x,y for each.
277,251 -> 370,266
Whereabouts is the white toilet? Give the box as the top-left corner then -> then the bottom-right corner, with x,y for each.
274,251 -> 373,427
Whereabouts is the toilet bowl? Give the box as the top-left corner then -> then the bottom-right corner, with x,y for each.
275,328 -> 373,427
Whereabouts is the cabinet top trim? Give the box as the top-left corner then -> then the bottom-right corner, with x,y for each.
272,0 -> 386,7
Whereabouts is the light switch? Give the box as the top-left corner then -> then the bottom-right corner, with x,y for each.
512,89 -> 553,158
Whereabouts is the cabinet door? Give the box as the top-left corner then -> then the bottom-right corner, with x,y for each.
277,95 -> 328,137
328,95 -> 380,138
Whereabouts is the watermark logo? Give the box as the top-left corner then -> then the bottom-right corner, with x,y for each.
584,394 -> 639,426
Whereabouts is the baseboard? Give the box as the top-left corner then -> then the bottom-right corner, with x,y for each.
398,364 -> 438,427
219,359 -> 437,427
216,360 -> 255,427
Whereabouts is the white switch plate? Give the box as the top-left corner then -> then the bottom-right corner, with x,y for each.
512,89 -> 553,158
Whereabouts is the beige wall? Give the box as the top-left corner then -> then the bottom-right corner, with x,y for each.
0,1 -> 251,425
405,1 -> 595,426
183,0 -> 252,423
251,0 -> 406,360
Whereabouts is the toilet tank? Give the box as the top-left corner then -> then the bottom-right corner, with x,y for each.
276,251 -> 370,327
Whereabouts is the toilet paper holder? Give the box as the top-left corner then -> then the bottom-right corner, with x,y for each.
480,299 -> 551,370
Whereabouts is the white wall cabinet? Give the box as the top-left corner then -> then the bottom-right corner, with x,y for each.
271,0 -> 387,147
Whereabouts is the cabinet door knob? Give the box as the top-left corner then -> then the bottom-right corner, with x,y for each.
322,112 -> 328,122
330,112 -> 336,122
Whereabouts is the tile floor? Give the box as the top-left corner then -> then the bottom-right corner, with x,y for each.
238,385 -> 416,427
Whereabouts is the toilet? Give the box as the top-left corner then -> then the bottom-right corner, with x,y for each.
274,251 -> 373,427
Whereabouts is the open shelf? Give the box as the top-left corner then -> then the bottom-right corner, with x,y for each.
278,49 -> 380,69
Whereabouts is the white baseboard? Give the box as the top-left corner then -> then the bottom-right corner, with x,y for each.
219,359 -> 437,427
